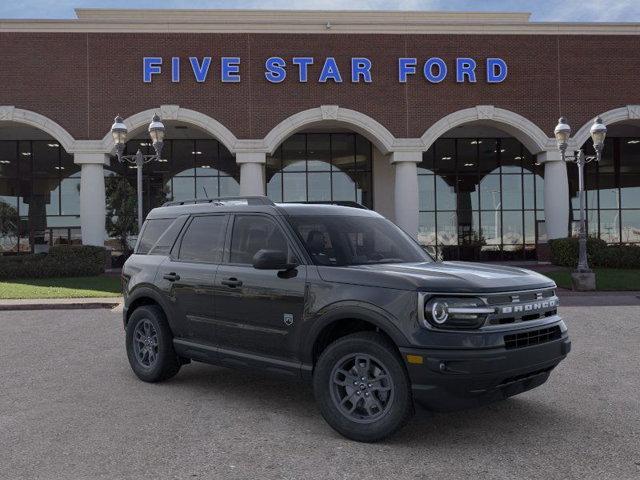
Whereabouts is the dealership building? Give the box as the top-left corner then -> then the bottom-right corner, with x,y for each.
0,8 -> 639,260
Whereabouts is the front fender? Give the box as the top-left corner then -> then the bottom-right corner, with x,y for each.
300,301 -> 411,365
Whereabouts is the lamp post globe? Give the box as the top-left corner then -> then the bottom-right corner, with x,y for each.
554,117 -> 571,155
590,116 -> 607,157
148,114 -> 165,157
110,115 -> 128,158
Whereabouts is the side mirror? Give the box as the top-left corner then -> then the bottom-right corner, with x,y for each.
252,249 -> 297,270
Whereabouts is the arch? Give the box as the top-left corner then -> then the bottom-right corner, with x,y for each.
263,105 -> 396,155
0,106 -> 76,152
572,105 -> 640,149
100,105 -> 239,155
420,105 -> 552,155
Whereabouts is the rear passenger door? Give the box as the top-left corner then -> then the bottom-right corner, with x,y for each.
213,214 -> 307,362
157,214 -> 228,343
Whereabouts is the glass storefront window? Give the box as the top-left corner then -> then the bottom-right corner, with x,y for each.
266,133 -> 373,208
419,137 -> 543,261
569,136 -> 640,245
0,139 -> 80,253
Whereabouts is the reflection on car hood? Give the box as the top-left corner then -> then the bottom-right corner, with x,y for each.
317,261 -> 556,293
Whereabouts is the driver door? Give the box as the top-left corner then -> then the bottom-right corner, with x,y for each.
213,214 -> 307,362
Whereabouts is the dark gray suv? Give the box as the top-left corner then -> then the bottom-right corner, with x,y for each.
122,196 -> 570,442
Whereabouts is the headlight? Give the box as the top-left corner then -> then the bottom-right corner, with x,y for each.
422,296 -> 495,329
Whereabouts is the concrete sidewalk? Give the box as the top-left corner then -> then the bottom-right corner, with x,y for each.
556,289 -> 640,306
0,297 -> 122,311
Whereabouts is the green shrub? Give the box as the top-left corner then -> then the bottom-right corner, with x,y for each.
549,237 -> 640,269
0,245 -> 108,280
596,245 -> 640,268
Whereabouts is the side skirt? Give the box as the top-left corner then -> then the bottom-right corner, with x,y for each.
173,338 -> 312,380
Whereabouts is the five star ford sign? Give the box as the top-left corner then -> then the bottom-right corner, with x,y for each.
142,56 -> 508,84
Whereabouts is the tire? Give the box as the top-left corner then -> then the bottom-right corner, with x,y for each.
125,305 -> 181,382
313,331 -> 414,442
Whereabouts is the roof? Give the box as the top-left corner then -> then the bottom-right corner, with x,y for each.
0,9 -> 638,35
147,198 -> 379,219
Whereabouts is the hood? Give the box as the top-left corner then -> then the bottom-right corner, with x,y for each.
317,261 -> 555,293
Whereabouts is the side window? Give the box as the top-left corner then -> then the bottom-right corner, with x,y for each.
229,215 -> 290,264
149,215 -> 188,255
178,215 -> 227,263
136,218 -> 174,254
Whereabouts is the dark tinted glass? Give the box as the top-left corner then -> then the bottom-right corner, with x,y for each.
179,215 -> 227,263
229,215 -> 290,264
149,215 -> 188,255
288,215 -> 431,266
137,218 -> 174,254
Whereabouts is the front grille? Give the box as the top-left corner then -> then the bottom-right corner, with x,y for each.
504,326 -> 561,349
487,289 -> 555,305
485,289 -> 559,326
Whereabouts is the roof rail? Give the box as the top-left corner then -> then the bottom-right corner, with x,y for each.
162,196 -> 275,207
298,200 -> 369,210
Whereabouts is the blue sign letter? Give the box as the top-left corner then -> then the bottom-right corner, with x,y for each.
319,57 -> 342,83
456,58 -> 477,83
486,58 -> 508,83
265,57 -> 287,83
221,57 -> 241,83
189,57 -> 211,83
351,58 -> 372,83
398,58 -> 416,83
292,57 -> 314,82
143,57 -> 162,83
171,57 -> 180,83
424,57 -> 447,83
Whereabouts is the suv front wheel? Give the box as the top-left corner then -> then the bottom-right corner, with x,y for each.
313,332 -> 414,442
126,305 -> 181,382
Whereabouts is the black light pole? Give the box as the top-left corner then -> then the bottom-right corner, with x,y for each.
553,116 -> 607,278
111,114 -> 165,232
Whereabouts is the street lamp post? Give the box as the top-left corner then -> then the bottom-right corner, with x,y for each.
553,116 -> 607,288
111,114 -> 165,232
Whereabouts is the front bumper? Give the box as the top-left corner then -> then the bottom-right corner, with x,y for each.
400,333 -> 571,411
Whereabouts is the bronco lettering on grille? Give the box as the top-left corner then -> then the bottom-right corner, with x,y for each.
501,298 -> 557,314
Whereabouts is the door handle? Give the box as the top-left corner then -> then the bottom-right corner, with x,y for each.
221,277 -> 243,288
163,272 -> 180,282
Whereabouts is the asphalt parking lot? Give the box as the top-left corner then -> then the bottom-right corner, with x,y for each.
1,306 -> 639,480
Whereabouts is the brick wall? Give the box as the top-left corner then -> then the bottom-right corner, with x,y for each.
0,32 -> 638,141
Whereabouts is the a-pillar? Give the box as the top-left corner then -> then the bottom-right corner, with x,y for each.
538,151 -> 569,240
75,153 -> 109,246
391,150 -> 422,238
237,152 -> 266,196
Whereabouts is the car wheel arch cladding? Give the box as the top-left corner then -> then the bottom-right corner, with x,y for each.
125,286 -> 170,326
305,304 -> 409,364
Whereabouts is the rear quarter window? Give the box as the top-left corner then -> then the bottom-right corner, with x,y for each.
136,218 -> 176,255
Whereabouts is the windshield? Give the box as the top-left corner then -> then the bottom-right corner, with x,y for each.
287,215 -> 432,266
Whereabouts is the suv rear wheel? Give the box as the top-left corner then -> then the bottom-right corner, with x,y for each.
126,305 -> 181,382
313,331 -> 414,442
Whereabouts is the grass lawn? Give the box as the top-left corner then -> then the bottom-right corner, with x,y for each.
0,275 -> 122,299
545,268 -> 640,291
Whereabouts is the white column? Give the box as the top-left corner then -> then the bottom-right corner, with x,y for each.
237,152 -> 266,196
538,151 -> 569,240
75,153 -> 109,246
391,151 -> 422,238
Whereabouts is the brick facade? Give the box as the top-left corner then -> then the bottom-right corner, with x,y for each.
1,31 -> 638,142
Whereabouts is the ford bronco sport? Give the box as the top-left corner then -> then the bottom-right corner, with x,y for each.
122,196 -> 570,442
